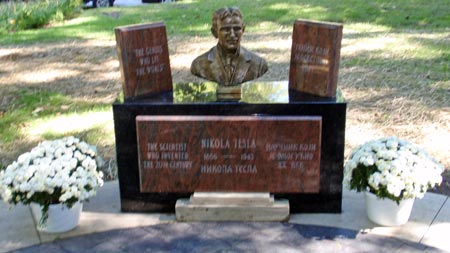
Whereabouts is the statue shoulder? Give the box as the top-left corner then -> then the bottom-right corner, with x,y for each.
191,47 -> 215,73
193,47 -> 216,64
241,47 -> 268,74
191,47 -> 217,76
241,48 -> 269,77
241,47 -> 266,64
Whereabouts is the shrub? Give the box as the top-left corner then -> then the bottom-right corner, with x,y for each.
0,0 -> 82,34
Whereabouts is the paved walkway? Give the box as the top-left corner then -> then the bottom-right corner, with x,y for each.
114,0 -> 144,6
84,0 -> 158,7
7,223 -> 446,253
1,181 -> 449,253
3,1 -> 448,251
114,0 -> 174,7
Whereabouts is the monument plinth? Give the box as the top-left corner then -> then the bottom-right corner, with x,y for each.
113,82 -> 346,213
113,17 -> 346,216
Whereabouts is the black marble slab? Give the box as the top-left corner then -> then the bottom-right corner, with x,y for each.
113,82 -> 346,213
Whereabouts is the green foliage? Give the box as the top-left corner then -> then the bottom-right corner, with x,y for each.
241,82 -> 289,103
349,164 -> 377,192
0,0 -> 83,34
349,164 -> 404,204
2,0 -> 450,45
174,82 -> 217,103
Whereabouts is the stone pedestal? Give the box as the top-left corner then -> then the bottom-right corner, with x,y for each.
217,86 -> 241,101
175,192 -> 289,221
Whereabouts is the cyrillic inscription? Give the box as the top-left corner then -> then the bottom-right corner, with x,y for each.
289,19 -> 343,97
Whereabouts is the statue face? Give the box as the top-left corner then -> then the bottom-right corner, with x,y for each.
216,16 -> 244,52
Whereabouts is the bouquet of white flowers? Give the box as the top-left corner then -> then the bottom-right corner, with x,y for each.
344,137 -> 444,203
0,137 -> 104,223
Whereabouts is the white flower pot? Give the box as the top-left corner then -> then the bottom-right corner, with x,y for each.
365,192 -> 414,226
30,202 -> 82,233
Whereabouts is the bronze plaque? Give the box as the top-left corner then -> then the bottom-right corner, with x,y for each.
136,115 -> 322,193
289,19 -> 343,97
115,22 -> 172,99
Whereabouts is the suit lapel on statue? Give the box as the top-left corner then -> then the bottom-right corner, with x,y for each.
234,48 -> 252,84
208,47 -> 227,84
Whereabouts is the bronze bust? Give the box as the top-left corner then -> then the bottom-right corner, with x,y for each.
190,7 -> 268,86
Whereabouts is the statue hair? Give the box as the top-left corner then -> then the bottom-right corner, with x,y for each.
211,7 -> 244,38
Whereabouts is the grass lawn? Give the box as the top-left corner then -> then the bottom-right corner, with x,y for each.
1,0 -> 449,44
0,0 -> 449,185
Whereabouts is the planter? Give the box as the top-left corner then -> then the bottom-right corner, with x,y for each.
30,202 -> 83,233
365,192 -> 414,226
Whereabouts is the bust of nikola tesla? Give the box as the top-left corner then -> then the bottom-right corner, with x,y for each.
190,7 -> 268,86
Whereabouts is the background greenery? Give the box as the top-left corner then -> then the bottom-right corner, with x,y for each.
1,0 -> 449,44
0,0 -> 448,186
0,0 -> 83,33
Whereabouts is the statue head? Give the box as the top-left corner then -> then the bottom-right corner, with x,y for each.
211,7 -> 246,53
190,6 -> 268,88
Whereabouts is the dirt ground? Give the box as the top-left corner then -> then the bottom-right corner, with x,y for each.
0,33 -> 449,195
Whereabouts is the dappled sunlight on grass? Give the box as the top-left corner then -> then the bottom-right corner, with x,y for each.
343,36 -> 399,55
251,21 -> 289,34
2,0 -> 449,45
0,0 -> 448,175
170,52 -> 197,71
422,125 -> 450,166
17,68 -> 81,84
55,15 -> 99,27
342,30 -> 449,61
300,6 -> 329,15
344,23 -> 391,35
0,40 -> 122,103
267,3 -> 293,11
25,109 -> 114,145
244,34 -> 291,51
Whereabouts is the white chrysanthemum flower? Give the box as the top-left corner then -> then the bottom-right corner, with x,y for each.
17,153 -> 31,166
19,183 -> 31,193
30,147 -> 45,159
2,174 -> 13,186
363,156 -> 375,166
1,188 -> 13,202
368,173 -> 381,190
69,158 -> 78,170
386,139 -> 399,150
1,137 -> 104,214
66,136 -> 75,146
54,148 -> 64,159
74,151 -> 86,162
344,136 -> 443,201
76,142 -> 90,154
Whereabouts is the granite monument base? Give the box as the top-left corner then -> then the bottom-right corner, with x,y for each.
113,88 -> 346,213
